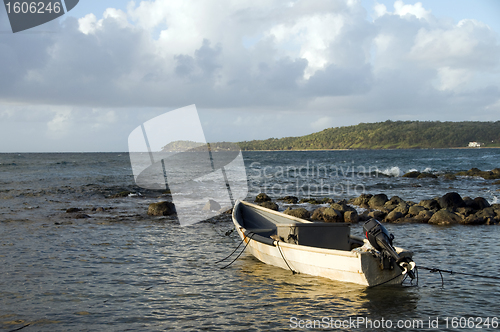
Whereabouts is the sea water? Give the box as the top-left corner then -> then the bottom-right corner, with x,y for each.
1,149 -> 499,331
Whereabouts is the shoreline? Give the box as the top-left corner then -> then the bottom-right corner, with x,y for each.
240,147 -> 500,152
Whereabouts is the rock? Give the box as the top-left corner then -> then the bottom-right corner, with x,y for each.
109,191 -> 133,198
321,197 -> 335,204
95,207 -> 105,212
438,192 -> 465,211
456,207 -> 474,217
417,172 -> 438,179
388,196 -> 404,204
351,194 -> 372,208
493,180 -> 500,185
385,210 -> 403,222
402,171 -> 421,178
393,202 -> 409,215
383,202 -> 398,212
75,213 -> 91,219
408,205 -> 425,216
418,199 -> 440,211
330,201 -> 356,214
66,207 -> 81,213
255,193 -> 271,203
415,210 -> 434,222
456,168 -> 500,180
428,209 -> 462,225
259,201 -> 279,211
278,196 -> 299,204
368,194 -> 388,208
202,199 -> 221,211
493,168 -> 500,175
311,207 -> 327,221
147,201 -> 176,216
322,208 -> 343,222
471,197 -> 491,210
368,210 -> 387,220
359,210 -> 371,222
443,173 -> 457,180
283,207 -> 310,219
344,210 -> 359,223
463,208 -> 496,225
299,198 -> 323,204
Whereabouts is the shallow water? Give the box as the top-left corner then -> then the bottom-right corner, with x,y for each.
1,150 -> 500,331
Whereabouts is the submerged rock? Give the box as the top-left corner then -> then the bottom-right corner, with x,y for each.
147,201 -> 176,216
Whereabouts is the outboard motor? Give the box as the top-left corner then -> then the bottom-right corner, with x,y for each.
363,219 -> 415,279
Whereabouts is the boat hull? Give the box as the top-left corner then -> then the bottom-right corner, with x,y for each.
232,201 -> 410,287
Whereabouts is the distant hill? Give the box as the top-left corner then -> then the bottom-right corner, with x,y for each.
237,120 -> 500,150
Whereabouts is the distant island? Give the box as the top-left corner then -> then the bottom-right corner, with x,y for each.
237,120 -> 500,150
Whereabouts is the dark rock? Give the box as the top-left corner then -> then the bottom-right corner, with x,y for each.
66,208 -> 81,213
322,208 -> 343,222
408,205 -> 425,216
255,193 -> 271,203
493,180 -> 500,185
147,201 -> 176,216
202,199 -> 221,211
443,173 -> 457,180
109,191 -> 133,198
471,197 -> 491,210
493,168 -> 500,175
438,192 -> 465,211
417,172 -> 438,179
344,210 -> 359,223
388,196 -> 404,204
415,210 -> 434,222
463,208 -> 496,225
383,202 -> 398,212
393,202 -> 409,215
259,201 -> 279,211
330,201 -> 356,214
457,168 -> 500,180
368,210 -> 387,220
385,210 -> 403,222
351,194 -> 372,208
74,213 -> 91,219
321,197 -> 335,204
278,196 -> 299,204
428,209 -> 462,225
299,198 -> 323,204
283,207 -> 310,219
418,199 -> 441,211
402,171 -> 421,178
368,194 -> 388,208
96,207 -> 105,212
456,207 -> 475,217
311,207 -> 327,221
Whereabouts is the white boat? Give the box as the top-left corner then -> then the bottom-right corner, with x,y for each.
231,200 -> 416,287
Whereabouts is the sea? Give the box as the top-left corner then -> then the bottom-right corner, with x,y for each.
1,149 -> 500,331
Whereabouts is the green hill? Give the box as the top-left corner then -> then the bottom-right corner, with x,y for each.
238,120 -> 500,150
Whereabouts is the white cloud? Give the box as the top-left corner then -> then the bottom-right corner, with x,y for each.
0,0 -> 499,151
393,0 -> 430,20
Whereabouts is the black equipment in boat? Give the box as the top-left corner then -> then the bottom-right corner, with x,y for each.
363,219 -> 416,279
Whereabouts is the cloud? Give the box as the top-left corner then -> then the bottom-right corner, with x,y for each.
0,0 -> 499,151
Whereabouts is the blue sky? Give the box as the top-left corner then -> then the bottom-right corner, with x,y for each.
1,0 -> 499,152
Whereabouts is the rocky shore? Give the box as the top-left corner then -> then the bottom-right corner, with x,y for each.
253,191 -> 500,226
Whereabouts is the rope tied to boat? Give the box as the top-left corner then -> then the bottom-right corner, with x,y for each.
276,240 -> 297,275
218,232 -> 256,270
416,265 -> 500,288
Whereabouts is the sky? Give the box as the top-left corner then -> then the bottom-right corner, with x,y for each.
0,0 -> 499,152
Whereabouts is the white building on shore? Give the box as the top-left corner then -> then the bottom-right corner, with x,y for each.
468,141 -> 481,148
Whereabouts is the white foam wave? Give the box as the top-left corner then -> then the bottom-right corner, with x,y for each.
380,166 -> 402,177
